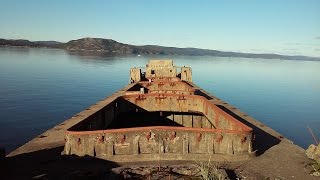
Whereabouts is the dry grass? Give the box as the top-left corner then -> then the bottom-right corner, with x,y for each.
306,152 -> 320,177
192,156 -> 227,180
308,160 -> 320,176
306,126 -> 320,176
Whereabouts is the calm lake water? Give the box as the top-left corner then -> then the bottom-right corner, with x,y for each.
1,47 -> 320,153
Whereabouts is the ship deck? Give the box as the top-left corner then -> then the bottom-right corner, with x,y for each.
2,82 -> 316,179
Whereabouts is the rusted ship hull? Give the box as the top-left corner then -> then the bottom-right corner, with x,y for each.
63,60 -> 253,162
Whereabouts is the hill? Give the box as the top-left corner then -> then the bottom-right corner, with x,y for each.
0,39 -> 64,48
1,37 -> 319,61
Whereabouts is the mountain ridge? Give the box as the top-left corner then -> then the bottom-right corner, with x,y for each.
1,37 -> 319,61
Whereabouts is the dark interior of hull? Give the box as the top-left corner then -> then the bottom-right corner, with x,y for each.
106,111 -> 205,129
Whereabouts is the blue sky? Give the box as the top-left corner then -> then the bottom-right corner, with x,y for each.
0,0 -> 319,57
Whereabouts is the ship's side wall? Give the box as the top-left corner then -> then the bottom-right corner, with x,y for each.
65,93 -> 253,162
130,68 -> 141,83
67,97 -> 210,130
123,94 -> 250,132
65,127 -> 252,162
145,60 -> 177,78
68,99 -> 122,131
127,81 -> 195,95
181,67 -> 192,82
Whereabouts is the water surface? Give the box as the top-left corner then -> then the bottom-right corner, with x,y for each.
0,47 -> 319,152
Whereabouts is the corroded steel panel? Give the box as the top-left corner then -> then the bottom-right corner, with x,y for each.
65,126 -> 252,161
63,60 -> 254,162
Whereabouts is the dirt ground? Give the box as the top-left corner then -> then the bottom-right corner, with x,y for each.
0,140 -> 318,180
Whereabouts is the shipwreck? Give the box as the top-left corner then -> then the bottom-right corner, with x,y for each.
63,60 -> 254,162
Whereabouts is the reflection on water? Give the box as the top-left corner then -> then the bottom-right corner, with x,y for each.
0,47 -> 320,152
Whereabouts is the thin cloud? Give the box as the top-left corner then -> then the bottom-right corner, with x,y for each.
282,48 -> 299,51
284,42 -> 320,47
285,42 -> 301,45
315,37 -> 320,40
249,49 -> 264,52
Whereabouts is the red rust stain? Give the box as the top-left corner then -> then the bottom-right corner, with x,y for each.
197,132 -> 202,142
118,134 -> 126,143
216,134 -> 223,143
68,126 -> 251,136
146,132 -> 151,141
241,136 -> 247,143
99,135 -> 104,143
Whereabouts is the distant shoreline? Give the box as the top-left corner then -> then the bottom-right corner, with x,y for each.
1,38 -> 319,61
